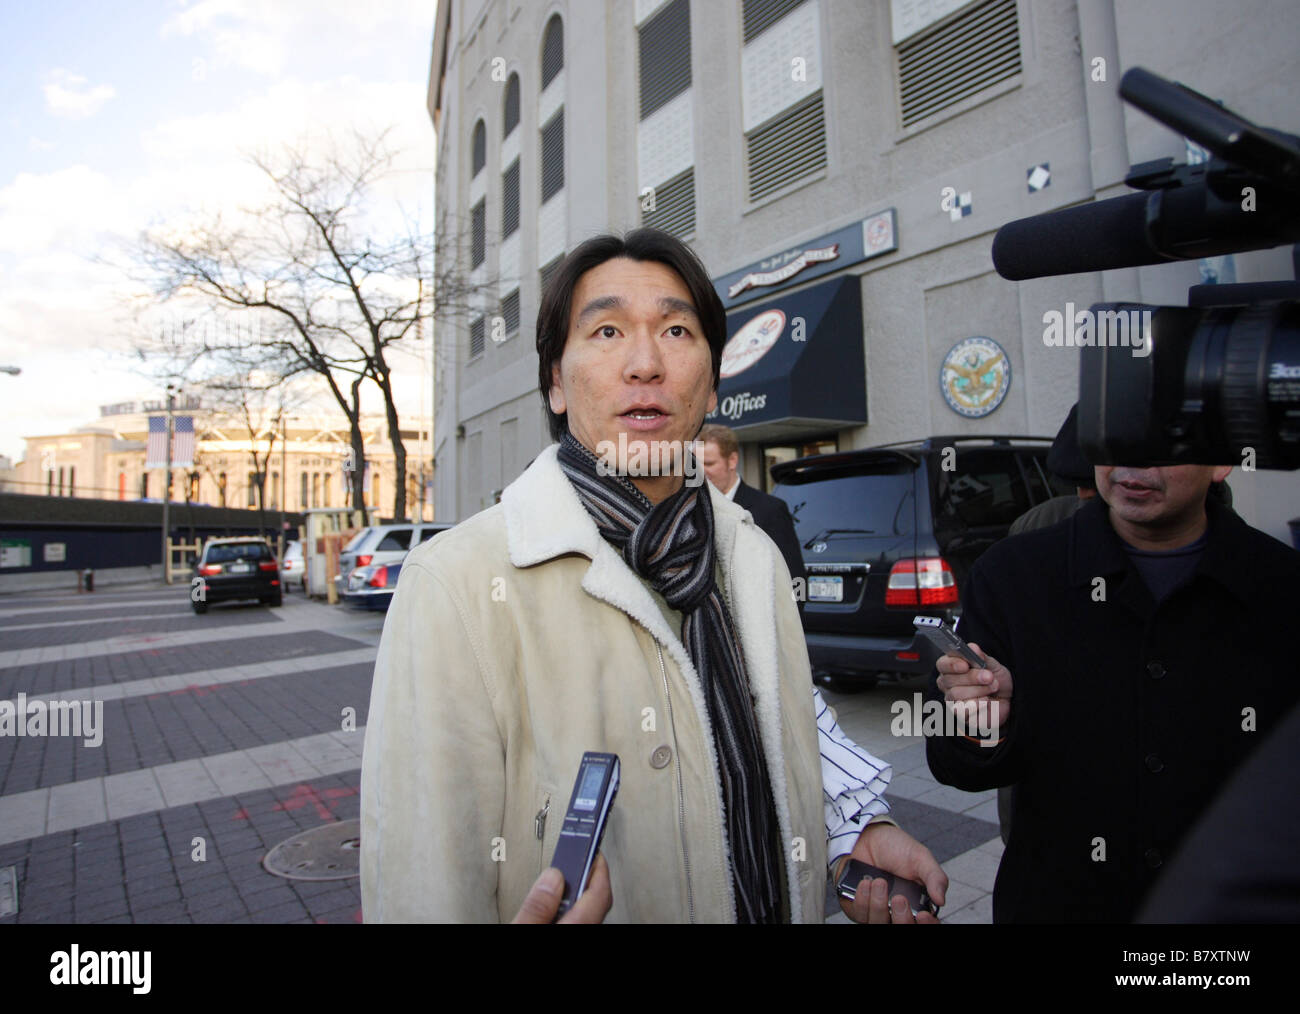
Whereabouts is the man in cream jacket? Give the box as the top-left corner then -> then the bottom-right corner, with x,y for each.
361,229 -> 946,923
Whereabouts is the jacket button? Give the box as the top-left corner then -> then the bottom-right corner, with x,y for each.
1145,753 -> 1164,773
1147,661 -> 1166,679
1144,848 -> 1162,869
650,745 -> 672,769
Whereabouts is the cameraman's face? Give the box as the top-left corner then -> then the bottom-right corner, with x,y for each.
1095,463 -> 1232,527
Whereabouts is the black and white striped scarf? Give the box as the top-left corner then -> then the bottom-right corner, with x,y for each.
556,431 -> 783,923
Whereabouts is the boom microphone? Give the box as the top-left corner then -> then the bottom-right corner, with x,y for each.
991,192 -> 1163,280
993,182 -> 1300,281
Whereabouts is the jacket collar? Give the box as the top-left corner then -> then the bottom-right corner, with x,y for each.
1067,492 -> 1256,605
501,442 -> 753,638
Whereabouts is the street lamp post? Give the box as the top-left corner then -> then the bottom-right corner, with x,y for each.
161,384 -> 177,584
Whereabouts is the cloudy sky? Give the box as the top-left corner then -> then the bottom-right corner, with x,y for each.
0,0 -> 437,465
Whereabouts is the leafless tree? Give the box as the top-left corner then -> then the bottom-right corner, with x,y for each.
127,128 -> 434,518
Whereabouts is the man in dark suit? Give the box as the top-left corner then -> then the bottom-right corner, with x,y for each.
698,424 -> 807,610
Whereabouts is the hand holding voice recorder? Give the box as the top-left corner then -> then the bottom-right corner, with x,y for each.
550,751 -> 620,919
912,615 -> 986,669
836,858 -> 940,918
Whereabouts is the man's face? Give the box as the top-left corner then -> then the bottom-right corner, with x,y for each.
549,257 -> 717,500
699,440 -> 738,492
1095,463 -> 1231,529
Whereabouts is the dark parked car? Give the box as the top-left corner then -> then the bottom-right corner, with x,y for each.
192,537 -> 282,614
770,436 -> 1069,690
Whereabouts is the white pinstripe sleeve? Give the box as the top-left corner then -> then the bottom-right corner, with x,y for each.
815,686 -> 893,871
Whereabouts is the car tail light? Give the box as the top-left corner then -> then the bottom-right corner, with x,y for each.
895,651 -> 921,661
357,554 -> 373,567
367,566 -> 389,589
199,564 -> 222,576
284,560 -> 294,569
885,557 -> 959,607
259,561 -> 278,571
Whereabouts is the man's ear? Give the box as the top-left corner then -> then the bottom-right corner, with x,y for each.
548,363 -> 566,415
707,388 -> 717,414
727,452 -> 739,472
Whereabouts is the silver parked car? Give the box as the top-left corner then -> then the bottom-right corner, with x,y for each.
279,539 -> 306,592
335,522 -> 452,597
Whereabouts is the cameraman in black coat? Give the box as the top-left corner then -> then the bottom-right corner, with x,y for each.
927,460 -> 1300,922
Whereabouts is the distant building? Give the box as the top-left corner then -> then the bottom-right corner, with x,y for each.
428,0 -> 1299,542
11,399 -> 435,520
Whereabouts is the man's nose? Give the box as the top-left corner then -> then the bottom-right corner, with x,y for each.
622,327 -> 665,382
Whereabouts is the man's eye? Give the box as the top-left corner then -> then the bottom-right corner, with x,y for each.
666,325 -> 688,337
598,326 -> 618,338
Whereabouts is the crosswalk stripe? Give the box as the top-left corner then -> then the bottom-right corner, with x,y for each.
0,727 -> 368,846
1,647 -> 376,710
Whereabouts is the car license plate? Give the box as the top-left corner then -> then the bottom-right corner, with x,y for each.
808,576 -> 843,602
228,563 -> 252,574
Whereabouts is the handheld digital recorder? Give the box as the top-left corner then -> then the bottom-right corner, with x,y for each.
836,859 -> 940,918
550,751 -> 620,919
912,615 -> 987,669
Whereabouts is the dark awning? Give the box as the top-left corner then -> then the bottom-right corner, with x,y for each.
705,275 -> 866,441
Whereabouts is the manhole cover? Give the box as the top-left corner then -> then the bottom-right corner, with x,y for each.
263,820 -> 361,881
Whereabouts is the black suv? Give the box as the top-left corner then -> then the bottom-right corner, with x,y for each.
192,538 -> 283,613
770,436 -> 1069,690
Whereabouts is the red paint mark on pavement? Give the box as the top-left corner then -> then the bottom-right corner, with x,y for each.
146,678 -> 253,701
232,782 -> 359,821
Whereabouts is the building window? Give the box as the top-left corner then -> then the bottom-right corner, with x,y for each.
501,289 -> 521,337
541,14 -> 563,89
471,198 -> 486,267
118,471 -> 126,501
69,466 -> 75,497
270,470 -> 279,510
218,472 -> 227,507
311,472 -> 319,508
471,119 -> 487,177
141,473 -> 148,499
896,0 -> 1021,128
504,73 -> 520,136
540,255 -> 563,294
470,316 -> 486,358
745,91 -> 827,202
189,473 -> 199,501
639,0 -> 691,119
372,472 -> 381,510
57,466 -> 64,496
323,473 -> 331,508
247,472 -> 258,507
742,0 -> 807,42
301,472 -> 308,509
502,159 -> 520,238
641,166 -> 696,238
540,109 -> 564,202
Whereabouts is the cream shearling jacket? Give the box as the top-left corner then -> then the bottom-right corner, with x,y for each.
360,443 -> 833,922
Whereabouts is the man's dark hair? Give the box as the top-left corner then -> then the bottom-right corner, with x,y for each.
536,228 -> 726,442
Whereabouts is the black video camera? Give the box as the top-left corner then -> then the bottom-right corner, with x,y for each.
993,67 -> 1300,470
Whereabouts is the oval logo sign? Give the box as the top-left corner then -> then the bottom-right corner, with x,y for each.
721,309 -> 785,378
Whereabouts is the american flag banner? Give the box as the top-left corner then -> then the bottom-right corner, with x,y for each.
145,416 -> 168,468
172,416 -> 195,467
144,416 -> 196,468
